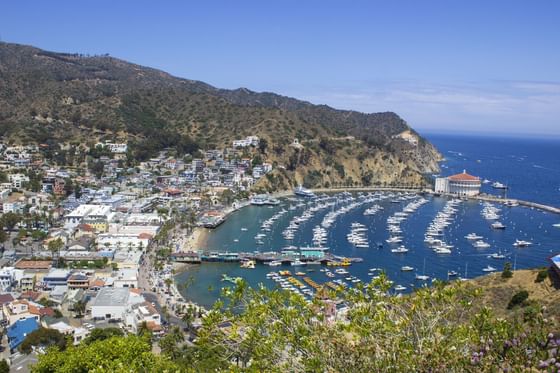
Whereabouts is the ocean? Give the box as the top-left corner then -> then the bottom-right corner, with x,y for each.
176,134 -> 560,308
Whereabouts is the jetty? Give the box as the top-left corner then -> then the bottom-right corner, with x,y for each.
181,250 -> 363,265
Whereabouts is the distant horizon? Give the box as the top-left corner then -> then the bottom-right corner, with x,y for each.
1,0 -> 559,136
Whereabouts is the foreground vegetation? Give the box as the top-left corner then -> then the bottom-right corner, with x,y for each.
30,272 -> 560,372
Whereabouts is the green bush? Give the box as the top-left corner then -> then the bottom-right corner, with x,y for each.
535,268 -> 549,283
502,262 -> 513,279
507,290 -> 529,309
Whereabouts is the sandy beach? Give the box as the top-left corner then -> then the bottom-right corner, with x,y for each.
184,227 -> 210,252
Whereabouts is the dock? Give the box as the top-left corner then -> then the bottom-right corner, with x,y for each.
194,250 -> 363,265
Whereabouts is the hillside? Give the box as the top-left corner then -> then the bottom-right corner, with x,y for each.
0,42 -> 441,189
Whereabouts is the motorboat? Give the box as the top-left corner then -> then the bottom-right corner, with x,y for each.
489,252 -> 506,259
391,246 -> 409,253
482,265 -> 497,272
447,270 -> 458,277
267,260 -> 282,266
513,239 -> 532,247
394,285 -> 407,291
491,222 -> 506,230
465,233 -> 483,240
415,274 -> 430,281
492,182 -> 508,189
401,266 -> 414,271
473,240 -> 491,248
294,185 -> 315,198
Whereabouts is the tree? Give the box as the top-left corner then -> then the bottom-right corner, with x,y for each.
19,327 -> 67,354
82,328 -> 124,345
159,326 -> 184,359
73,299 -> 86,318
31,335 -> 179,372
0,359 -> 8,373
502,262 -> 513,279
1,212 -> 21,231
48,238 -> 64,267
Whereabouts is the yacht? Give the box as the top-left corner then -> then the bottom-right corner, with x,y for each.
241,227 -> 248,231
491,221 -> 506,230
386,236 -> 403,244
415,274 -> 430,281
267,260 -> 282,266
482,265 -> 497,272
513,239 -> 532,247
447,270 -> 458,277
465,233 -> 483,240
473,240 -> 491,248
391,246 -> 409,253
294,185 -> 315,198
434,247 -> 452,254
489,252 -> 506,259
553,223 -> 560,228
401,266 -> 414,271
240,260 -> 256,269
492,182 -> 508,189
394,285 -> 407,291
291,260 -> 306,266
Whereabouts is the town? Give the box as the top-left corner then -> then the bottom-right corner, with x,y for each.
0,136 -> 275,369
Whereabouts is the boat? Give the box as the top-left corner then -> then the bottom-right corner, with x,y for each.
294,185 -> 315,198
279,270 -> 291,276
553,223 -> 560,228
465,233 -> 483,240
473,240 -> 491,248
513,239 -> 532,247
241,227 -> 248,231
267,260 -> 282,266
394,285 -> 407,291
491,222 -> 506,230
221,274 -> 242,284
447,270 -> 458,277
401,266 -> 414,271
295,272 -> 306,276
291,260 -> 306,266
391,246 -> 409,253
489,252 -> 506,259
415,274 -> 430,281
482,265 -> 497,272
492,182 -> 508,189
240,260 -> 256,269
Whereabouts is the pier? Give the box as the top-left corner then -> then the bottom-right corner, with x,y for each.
470,194 -> 559,214
177,250 -> 363,265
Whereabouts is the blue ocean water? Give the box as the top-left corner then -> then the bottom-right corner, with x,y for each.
177,134 -> 560,308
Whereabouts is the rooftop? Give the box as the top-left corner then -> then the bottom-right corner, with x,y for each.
448,170 -> 480,182
92,287 -> 130,307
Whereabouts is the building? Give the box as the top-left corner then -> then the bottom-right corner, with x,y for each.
90,287 -> 144,321
124,301 -> 162,334
42,269 -> 71,289
64,204 -> 112,229
434,170 -> 481,196
7,317 -> 39,351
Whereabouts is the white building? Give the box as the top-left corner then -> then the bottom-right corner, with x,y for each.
435,170 -> 481,196
111,268 -> 138,288
96,233 -> 151,252
124,301 -> 162,334
64,204 -> 113,229
90,287 -> 144,321
8,174 -> 29,189
95,142 -> 128,154
233,136 -> 259,148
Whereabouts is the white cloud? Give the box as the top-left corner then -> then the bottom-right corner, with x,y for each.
293,80 -> 560,135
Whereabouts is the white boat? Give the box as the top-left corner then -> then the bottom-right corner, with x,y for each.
473,240 -> 491,248
401,266 -> 414,271
513,239 -> 532,247
447,270 -> 458,277
465,233 -> 483,240
291,260 -> 306,266
492,182 -> 508,189
267,260 -> 282,266
482,265 -> 497,272
241,227 -> 248,231
386,236 -> 403,244
489,252 -> 506,259
491,222 -> 506,230
294,185 -> 315,197
415,274 -> 430,281
394,285 -> 407,291
434,247 -> 452,254
391,246 -> 409,253
553,223 -> 560,228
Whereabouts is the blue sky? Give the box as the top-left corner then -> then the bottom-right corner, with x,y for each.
1,0 -> 559,136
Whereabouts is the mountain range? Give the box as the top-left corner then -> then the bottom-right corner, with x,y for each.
0,41 -> 441,190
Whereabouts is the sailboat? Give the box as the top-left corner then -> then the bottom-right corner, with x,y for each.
415,259 -> 430,281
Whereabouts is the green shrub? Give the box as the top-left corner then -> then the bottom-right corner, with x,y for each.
535,268 -> 549,283
507,290 -> 529,309
502,262 -> 513,279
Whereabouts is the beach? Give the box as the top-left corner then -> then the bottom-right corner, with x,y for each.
184,227 -> 210,252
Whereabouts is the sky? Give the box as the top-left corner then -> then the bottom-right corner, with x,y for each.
1,0 -> 560,136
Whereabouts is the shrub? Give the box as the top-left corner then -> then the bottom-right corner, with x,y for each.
535,268 -> 549,283
502,262 -> 513,279
507,290 -> 529,309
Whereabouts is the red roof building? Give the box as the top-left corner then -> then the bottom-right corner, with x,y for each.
435,170 -> 481,196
